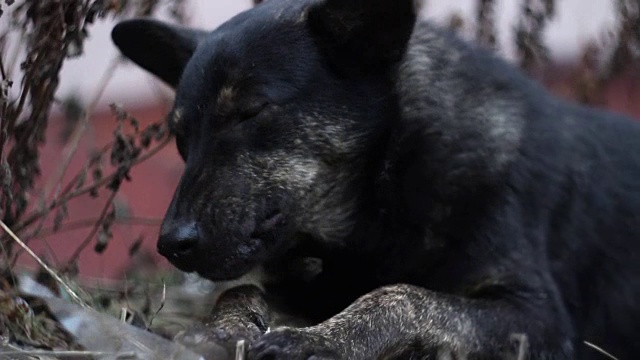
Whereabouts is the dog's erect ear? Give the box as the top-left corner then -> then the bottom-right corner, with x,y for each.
307,0 -> 418,74
111,19 -> 207,87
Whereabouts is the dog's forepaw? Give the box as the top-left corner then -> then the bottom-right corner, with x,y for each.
247,328 -> 342,360
176,317 -> 265,357
210,323 -> 263,346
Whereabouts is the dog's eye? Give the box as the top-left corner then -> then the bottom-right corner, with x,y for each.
239,100 -> 269,121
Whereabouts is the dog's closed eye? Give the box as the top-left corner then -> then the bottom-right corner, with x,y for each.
239,99 -> 270,121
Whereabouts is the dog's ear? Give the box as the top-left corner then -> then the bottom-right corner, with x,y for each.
111,19 -> 207,87
307,0 -> 418,74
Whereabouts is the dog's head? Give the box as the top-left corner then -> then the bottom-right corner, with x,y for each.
111,0 -> 418,280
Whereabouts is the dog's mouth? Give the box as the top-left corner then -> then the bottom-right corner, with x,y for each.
189,211 -> 288,281
166,255 -> 196,273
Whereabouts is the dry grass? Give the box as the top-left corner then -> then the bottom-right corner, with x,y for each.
0,0 -> 192,352
0,0 -> 184,274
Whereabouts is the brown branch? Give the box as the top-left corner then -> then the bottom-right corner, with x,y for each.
0,54 -> 7,80
0,55 -> 8,162
0,219 -> 88,307
34,216 -> 163,239
13,134 -> 172,234
43,56 -> 121,202
22,141 -> 114,242
5,31 -> 26,80
64,190 -> 117,270
56,141 -> 113,202
476,0 -> 497,49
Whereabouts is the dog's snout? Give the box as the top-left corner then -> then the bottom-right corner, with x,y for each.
158,220 -> 200,261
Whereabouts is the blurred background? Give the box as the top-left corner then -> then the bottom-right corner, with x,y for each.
1,0 -> 638,281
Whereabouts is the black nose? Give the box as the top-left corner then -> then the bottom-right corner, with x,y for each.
157,220 -> 199,260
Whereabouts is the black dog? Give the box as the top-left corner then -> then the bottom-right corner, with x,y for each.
112,0 -> 640,358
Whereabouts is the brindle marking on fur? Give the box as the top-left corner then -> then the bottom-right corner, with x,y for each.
217,86 -> 237,116
397,24 -> 525,187
296,9 -> 309,24
171,106 -> 184,127
112,0 -> 640,359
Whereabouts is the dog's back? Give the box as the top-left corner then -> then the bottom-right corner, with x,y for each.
399,20 -> 640,358
538,103 -> 640,358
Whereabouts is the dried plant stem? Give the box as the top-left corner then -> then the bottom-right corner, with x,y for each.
584,341 -> 620,360
64,190 -> 117,269
25,140 -> 117,243
145,280 -> 166,330
0,55 -> 7,80
43,56 -> 121,202
35,216 -> 162,239
0,56 -> 8,162
0,219 -> 88,308
53,140 -> 114,205
476,0 -> 497,48
5,31 -> 26,79
14,135 -> 172,234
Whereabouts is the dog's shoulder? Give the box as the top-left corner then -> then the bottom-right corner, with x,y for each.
388,21 -> 537,203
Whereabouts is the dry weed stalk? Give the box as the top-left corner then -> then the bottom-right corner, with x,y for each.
514,0 -> 556,74
476,0 -> 497,49
574,0 -> 640,105
0,0 -> 188,275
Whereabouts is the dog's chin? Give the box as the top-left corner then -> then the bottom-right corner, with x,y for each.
163,248 -> 263,281
193,261 -> 259,281
192,240 -> 269,281
166,259 -> 196,274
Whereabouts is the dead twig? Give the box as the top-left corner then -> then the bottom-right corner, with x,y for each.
0,219 -> 88,308
476,0 -> 497,49
42,56 -> 121,203
13,135 -> 172,235
145,279 -> 166,330
34,216 -> 162,239
584,341 -> 620,360
64,190 -> 118,270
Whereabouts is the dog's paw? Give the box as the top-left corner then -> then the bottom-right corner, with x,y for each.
175,316 -> 264,356
247,328 -> 342,360
209,319 -> 264,345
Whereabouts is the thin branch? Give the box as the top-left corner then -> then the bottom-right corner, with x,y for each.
34,216 -> 163,239
145,279 -> 166,330
0,55 -> 8,162
23,145 -> 149,240
0,55 -> 7,80
13,135 -> 172,234
584,341 -> 620,360
43,56 -> 121,202
64,190 -> 117,268
0,219 -> 88,308
5,31 -> 26,80
476,0 -> 497,48
56,142 -> 113,200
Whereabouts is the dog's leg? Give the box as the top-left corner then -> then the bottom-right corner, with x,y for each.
176,284 -> 270,356
248,284 -> 575,360
207,284 -> 271,343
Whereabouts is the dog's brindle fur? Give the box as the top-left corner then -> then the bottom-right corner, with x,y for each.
112,0 -> 640,359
